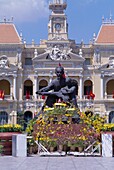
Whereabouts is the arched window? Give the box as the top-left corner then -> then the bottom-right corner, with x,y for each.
0,111 -> 8,125
24,80 -> 33,95
109,111 -> 114,123
106,80 -> 114,95
0,79 -> 10,95
84,80 -> 93,95
24,111 -> 33,130
39,80 -> 48,90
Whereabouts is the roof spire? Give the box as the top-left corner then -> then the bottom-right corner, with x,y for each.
49,0 -> 67,11
110,11 -> 112,22
53,0 -> 63,4
102,16 -> 104,23
4,16 -> 6,23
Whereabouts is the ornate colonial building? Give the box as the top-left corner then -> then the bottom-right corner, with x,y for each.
0,0 -> 114,125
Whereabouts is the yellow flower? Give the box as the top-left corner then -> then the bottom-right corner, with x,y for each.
54,103 -> 66,107
66,108 -> 75,111
44,108 -> 54,111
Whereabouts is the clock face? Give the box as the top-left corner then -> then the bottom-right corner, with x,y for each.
55,23 -> 61,30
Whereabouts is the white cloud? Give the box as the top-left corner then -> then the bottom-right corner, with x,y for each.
0,0 -> 49,22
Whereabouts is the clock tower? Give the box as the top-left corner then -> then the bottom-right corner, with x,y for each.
48,0 -> 68,40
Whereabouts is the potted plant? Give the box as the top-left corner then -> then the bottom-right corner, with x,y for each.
48,139 -> 57,152
27,137 -> 35,155
0,144 -> 3,156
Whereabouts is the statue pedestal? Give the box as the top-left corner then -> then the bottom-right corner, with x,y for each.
102,133 -> 113,157
12,134 -> 27,157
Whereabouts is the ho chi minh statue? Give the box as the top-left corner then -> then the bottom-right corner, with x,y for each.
36,64 -> 78,111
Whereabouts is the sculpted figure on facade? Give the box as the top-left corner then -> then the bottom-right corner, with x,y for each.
46,46 -> 71,61
0,56 -> 9,68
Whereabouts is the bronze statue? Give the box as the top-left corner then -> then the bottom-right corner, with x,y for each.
36,65 -> 78,109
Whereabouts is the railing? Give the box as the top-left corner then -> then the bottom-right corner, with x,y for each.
0,95 -> 13,101
2,94 -> 114,102
23,95 -> 34,100
37,95 -> 47,101
49,0 -> 67,5
106,95 -> 114,99
84,141 -> 101,156
35,141 -> 50,154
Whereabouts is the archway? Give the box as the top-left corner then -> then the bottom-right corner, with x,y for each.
39,79 -> 48,90
0,111 -> 8,125
106,79 -> 114,95
24,80 -> 33,95
84,80 -> 93,95
109,111 -> 114,123
0,79 -> 10,95
24,111 -> 33,130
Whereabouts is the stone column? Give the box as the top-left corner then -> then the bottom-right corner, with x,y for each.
13,75 -> 17,100
79,76 -> 83,99
10,84 -> 13,99
49,76 -> 53,83
50,19 -> 52,33
34,75 -> 38,99
101,75 -> 104,99
20,73 -> 23,100
49,71 -> 53,83
64,19 -> 66,33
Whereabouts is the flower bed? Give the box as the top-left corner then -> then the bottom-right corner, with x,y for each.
101,123 -> 114,132
0,124 -> 23,132
26,103 -> 107,153
33,123 -> 96,152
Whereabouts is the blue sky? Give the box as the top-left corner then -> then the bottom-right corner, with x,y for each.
0,0 -> 114,44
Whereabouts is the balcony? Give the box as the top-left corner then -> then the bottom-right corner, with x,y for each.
106,95 -> 114,99
23,95 -> 34,100
0,95 -> 13,101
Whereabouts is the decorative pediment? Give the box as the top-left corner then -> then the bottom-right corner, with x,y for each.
0,55 -> 9,68
45,46 -> 72,61
99,55 -> 114,70
33,47 -> 85,63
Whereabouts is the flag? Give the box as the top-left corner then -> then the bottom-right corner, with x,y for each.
2,90 -> 4,100
42,95 -> 45,100
112,91 -> 114,98
90,91 -> 95,100
86,91 -> 90,99
0,90 -> 4,99
26,91 -> 30,99
0,90 -> 1,99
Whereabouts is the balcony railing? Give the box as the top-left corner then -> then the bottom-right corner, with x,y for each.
105,95 -> 114,99
23,95 -> 48,101
23,95 -> 34,100
0,95 -> 13,101
2,94 -> 114,102
83,95 -> 94,100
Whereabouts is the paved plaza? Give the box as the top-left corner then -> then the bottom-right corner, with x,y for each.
0,156 -> 114,170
